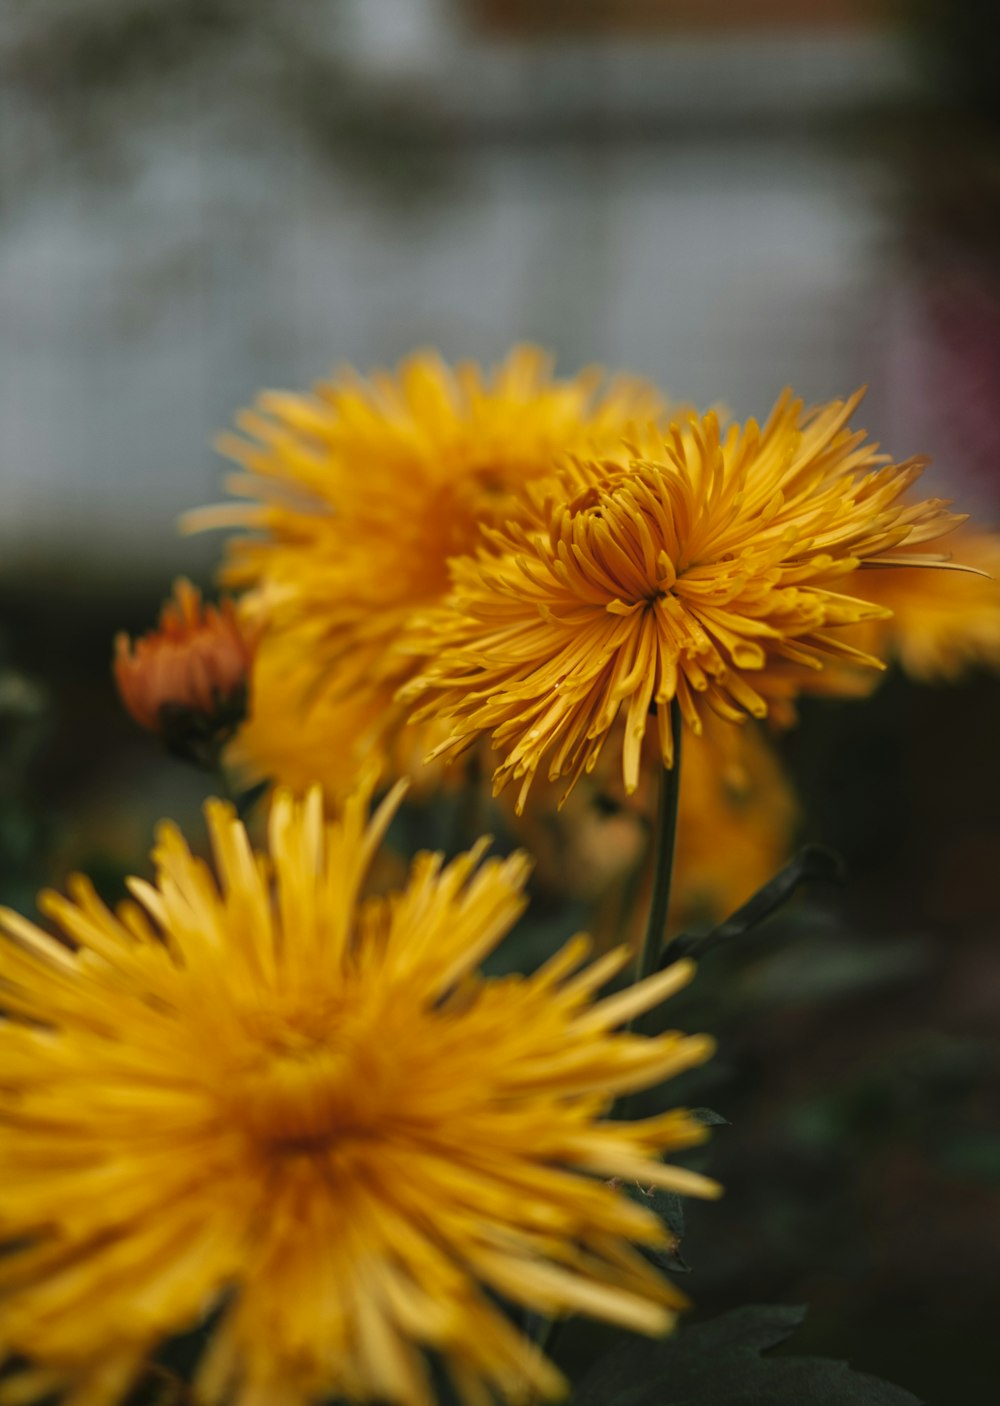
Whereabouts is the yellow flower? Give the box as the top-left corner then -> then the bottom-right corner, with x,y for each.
0,781 -> 718,1406
501,716 -> 797,934
189,346 -> 663,796
747,527 -> 1000,725
671,719 -> 799,928
405,392 -> 962,809
750,655 -> 882,731
227,640 -> 448,802
837,526 -> 1000,682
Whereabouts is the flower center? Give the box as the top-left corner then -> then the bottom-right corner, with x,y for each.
228,1006 -> 386,1153
467,460 -> 509,497
567,485 -> 604,517
439,459 -> 521,522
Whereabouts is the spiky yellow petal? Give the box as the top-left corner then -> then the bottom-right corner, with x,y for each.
842,526 -> 1000,682
0,781 -> 715,1406
187,346 -> 666,797
405,392 -> 963,807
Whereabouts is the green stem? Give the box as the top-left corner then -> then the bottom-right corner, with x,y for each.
532,1314 -> 561,1360
528,1313 -> 563,1401
449,748 -> 484,855
534,709 -> 683,1359
634,698 -> 684,991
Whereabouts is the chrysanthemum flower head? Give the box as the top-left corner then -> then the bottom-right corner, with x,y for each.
114,578 -> 254,766
226,640 -> 454,803
404,391 -> 963,810
0,779 -> 717,1406
746,524 -> 1000,726
188,346 -> 664,796
837,526 -> 1000,682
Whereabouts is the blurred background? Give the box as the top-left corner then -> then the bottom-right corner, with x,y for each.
1,2 -> 999,1401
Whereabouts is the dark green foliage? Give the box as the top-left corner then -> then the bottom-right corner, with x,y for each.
621,1183 -> 689,1274
619,1112 -> 728,1275
570,1305 -> 923,1406
662,846 -> 844,966
0,653 -> 52,910
157,684 -> 248,772
689,1109 -> 730,1128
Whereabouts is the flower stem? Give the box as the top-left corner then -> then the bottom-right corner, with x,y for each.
532,1314 -> 561,1361
449,747 -> 484,855
634,698 -> 684,992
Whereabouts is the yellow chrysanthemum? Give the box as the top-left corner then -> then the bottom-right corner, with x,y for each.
0,781 -> 718,1406
838,526 -> 1000,682
750,526 -> 1000,725
750,654 -> 883,730
228,641 -> 449,801
405,392 -> 963,809
190,346 -> 664,796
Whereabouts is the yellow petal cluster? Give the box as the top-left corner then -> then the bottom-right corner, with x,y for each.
750,526 -> 1000,724
841,526 -> 1000,682
191,346 -> 664,796
0,782 -> 717,1406
501,717 -> 797,932
405,392 -> 963,808
227,642 -> 450,802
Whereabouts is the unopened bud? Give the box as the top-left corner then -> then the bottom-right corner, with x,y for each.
114,579 -> 254,768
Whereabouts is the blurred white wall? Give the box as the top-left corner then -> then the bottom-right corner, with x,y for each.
0,6 -> 925,579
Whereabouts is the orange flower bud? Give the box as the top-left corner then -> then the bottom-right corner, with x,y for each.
114,579 -> 254,766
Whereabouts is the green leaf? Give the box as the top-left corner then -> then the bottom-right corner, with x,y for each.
662,847 -> 844,967
570,1304 -> 923,1406
689,1108 -> 730,1127
619,1183 -> 689,1272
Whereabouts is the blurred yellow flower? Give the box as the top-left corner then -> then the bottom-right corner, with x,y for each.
0,781 -> 717,1406
503,717 -> 797,935
751,655 -> 882,730
671,720 -> 799,929
227,639 -> 447,802
191,346 -> 663,796
841,526 -> 1000,683
406,392 -> 962,809
752,527 -> 1000,725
